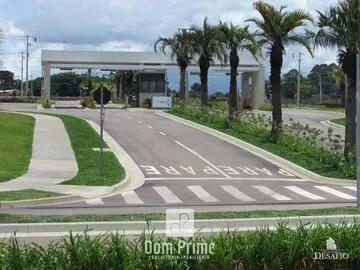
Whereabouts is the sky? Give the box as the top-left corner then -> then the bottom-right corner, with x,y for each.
0,0 -> 341,93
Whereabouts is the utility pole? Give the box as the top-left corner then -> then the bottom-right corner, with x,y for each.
23,35 -> 37,94
292,52 -> 303,107
319,74 -> 323,104
20,51 -> 24,97
356,54 -> 360,208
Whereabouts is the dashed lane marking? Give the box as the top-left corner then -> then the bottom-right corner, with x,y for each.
284,186 -> 325,200
221,185 -> 256,202
122,191 -> 144,205
174,140 -> 231,179
85,198 -> 104,205
315,186 -> 356,200
253,186 -> 292,201
137,120 -> 143,124
187,185 -> 219,203
148,125 -> 153,129
160,131 -> 167,136
152,186 -> 182,204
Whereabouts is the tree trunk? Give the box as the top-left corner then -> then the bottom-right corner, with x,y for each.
179,65 -> 187,100
344,78 -> 356,163
270,46 -> 283,134
199,55 -> 210,107
229,49 -> 239,119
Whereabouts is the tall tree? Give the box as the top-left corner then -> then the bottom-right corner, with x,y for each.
191,18 -> 226,106
307,64 -> 338,97
110,70 -> 124,98
155,31 -> 195,100
247,2 -> 313,133
219,22 -> 257,119
315,0 -> 360,162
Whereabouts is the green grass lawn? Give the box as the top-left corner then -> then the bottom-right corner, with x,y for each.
0,207 -> 358,223
330,118 -> 346,126
170,111 -> 352,179
54,114 -> 125,186
0,189 -> 63,202
0,112 -> 35,182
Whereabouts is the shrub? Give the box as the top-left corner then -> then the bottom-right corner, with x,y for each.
112,97 -> 124,104
1,222 -> 360,269
258,102 -> 272,111
42,99 -> 51,109
143,98 -> 152,108
81,97 -> 96,109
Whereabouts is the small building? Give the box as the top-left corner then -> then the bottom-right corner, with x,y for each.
136,71 -> 166,107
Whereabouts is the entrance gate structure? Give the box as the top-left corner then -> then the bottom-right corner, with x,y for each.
41,50 -> 266,108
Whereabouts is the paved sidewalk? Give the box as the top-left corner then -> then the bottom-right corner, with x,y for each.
0,113 -> 79,194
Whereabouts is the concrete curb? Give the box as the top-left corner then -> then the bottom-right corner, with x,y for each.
86,120 -> 145,196
321,120 -> 345,130
0,195 -> 83,208
157,112 -> 355,186
0,215 -> 358,237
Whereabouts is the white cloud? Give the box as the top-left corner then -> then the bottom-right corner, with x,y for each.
0,0 -> 342,79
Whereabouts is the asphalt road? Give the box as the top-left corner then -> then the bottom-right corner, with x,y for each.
257,108 -> 345,138
0,103 -> 356,215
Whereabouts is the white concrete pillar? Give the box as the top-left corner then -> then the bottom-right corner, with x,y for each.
43,63 -> 51,101
241,73 -> 249,108
251,66 -> 266,109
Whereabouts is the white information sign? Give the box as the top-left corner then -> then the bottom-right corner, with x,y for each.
152,96 -> 172,109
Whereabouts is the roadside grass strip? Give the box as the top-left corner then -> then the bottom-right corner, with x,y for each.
54,114 -> 125,186
330,118 -> 346,126
0,112 -> 35,182
0,222 -> 359,269
0,207 -> 360,223
0,189 -> 63,201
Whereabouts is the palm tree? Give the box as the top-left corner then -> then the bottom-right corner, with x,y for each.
110,70 -> 125,98
219,22 -> 257,119
315,0 -> 360,162
332,67 -> 346,107
154,31 -> 195,100
191,18 -> 226,106
247,2 -> 313,133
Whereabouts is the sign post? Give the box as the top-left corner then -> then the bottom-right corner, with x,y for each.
356,54 -> 360,207
94,87 -> 111,176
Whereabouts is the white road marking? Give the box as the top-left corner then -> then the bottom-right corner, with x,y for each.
174,140 -> 231,179
343,186 -> 357,192
122,191 -> 144,205
221,186 -> 256,202
160,131 -> 167,136
148,125 -> 153,129
153,186 -> 182,203
116,114 -> 121,116
187,186 -> 219,203
137,120 -> 143,124
145,177 -> 307,181
315,186 -> 356,200
85,198 -> 104,205
36,105 -> 42,111
284,186 -> 325,200
253,186 -> 292,201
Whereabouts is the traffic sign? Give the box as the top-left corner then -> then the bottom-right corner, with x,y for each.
94,87 -> 111,105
